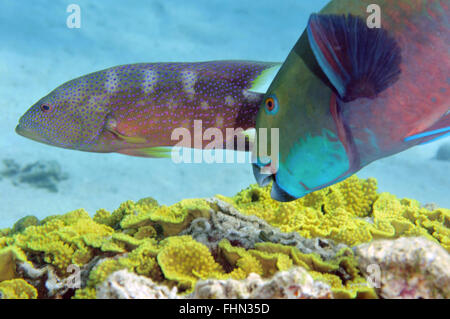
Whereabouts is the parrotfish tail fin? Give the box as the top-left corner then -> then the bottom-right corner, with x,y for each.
307,14 -> 402,102
118,147 -> 173,158
405,112 -> 450,145
248,63 -> 282,94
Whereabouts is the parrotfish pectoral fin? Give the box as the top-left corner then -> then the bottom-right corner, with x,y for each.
307,14 -> 402,102
405,113 -> 450,145
118,147 -> 173,158
248,63 -> 282,94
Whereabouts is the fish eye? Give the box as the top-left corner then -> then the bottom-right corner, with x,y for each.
264,95 -> 279,115
40,104 -> 52,113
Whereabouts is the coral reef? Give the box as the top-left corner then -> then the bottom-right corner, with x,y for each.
190,267 -> 332,299
222,176 -> 449,250
0,176 -> 448,299
0,159 -> 68,192
0,278 -> 37,299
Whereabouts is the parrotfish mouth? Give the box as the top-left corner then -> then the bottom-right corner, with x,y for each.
252,164 -> 297,202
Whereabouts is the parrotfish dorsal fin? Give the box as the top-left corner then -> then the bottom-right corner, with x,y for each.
306,14 -> 402,102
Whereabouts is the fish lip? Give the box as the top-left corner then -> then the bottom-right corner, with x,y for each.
252,163 -> 274,187
15,124 -> 27,137
15,125 -> 51,145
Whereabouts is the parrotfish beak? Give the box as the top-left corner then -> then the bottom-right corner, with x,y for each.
252,164 -> 297,202
252,163 -> 272,186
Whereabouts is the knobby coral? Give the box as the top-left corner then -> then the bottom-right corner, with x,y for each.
0,176 -> 448,299
223,176 -> 449,249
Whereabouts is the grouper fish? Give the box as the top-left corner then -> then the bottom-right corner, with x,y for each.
16,61 -> 281,157
253,0 -> 450,201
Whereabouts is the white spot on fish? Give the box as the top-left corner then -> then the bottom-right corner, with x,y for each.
215,116 -> 224,127
225,95 -> 235,106
200,101 -> 209,110
242,89 -> 260,102
106,117 -> 117,130
167,97 -> 177,110
143,69 -> 158,94
181,69 -> 197,100
104,68 -> 120,93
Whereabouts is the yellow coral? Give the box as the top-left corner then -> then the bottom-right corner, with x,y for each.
118,239 -> 162,279
218,239 -> 264,279
157,236 -> 224,292
120,199 -> 211,236
0,279 -> 37,299
11,209 -> 114,274
72,287 -> 97,299
134,225 -> 157,239
251,242 -> 376,298
87,259 -> 127,289
85,239 -> 162,293
226,176 -> 449,249
94,200 -> 144,229
0,246 -> 28,281
218,240 -> 375,298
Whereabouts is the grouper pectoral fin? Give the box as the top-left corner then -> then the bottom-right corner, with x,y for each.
117,146 -> 173,158
105,117 -> 147,144
247,63 -> 282,94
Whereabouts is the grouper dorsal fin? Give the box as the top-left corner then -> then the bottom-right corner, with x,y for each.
306,14 -> 402,102
248,63 -> 282,94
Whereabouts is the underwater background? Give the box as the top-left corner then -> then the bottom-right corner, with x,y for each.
1,0 -> 449,229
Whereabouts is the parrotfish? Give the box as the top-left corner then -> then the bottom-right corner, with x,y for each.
253,0 -> 450,201
16,61 -> 281,157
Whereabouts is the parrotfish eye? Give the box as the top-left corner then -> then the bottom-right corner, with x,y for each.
40,103 -> 52,113
264,95 -> 279,115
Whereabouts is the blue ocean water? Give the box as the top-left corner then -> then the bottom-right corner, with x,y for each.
0,0 -> 448,228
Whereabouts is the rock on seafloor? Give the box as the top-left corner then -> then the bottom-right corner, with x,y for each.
435,142 -> 450,161
98,267 -> 332,299
355,237 -> 450,299
189,267 -> 332,299
97,269 -> 179,299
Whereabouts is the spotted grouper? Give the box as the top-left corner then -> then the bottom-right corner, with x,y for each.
16,61 -> 281,157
